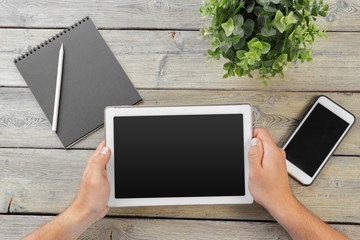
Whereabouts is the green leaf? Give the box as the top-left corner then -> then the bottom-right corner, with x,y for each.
317,30 -> 323,37
233,15 -> 244,27
319,11 -> 326,17
285,11 -> 298,24
259,67 -> 269,75
208,49 -> 215,56
247,0 -> 256,13
247,51 -> 261,61
267,50 -> 276,59
323,4 -> 329,11
232,35 -> 241,44
288,30 -> 295,41
218,31 -> 227,41
221,18 -> 235,36
311,6 -> 318,16
277,53 -> 287,62
233,37 -> 246,49
247,37 -> 259,48
263,60 -> 274,67
220,0 -> 227,7
236,50 -> 247,59
264,5 -> 278,12
273,10 -> 286,33
239,60 -> 249,70
248,57 -> 255,65
223,62 -> 233,70
271,0 -> 280,3
272,61 -> 280,69
233,25 -> 244,37
254,6 -> 263,16
261,42 -> 271,54
254,60 -> 262,68
261,26 -> 276,36
274,9 -> 284,22
280,16 -> 286,25
235,68 -> 243,77
243,19 -> 255,36
257,0 -> 271,5
305,0 -> 310,11
290,46 -> 298,60
220,41 -> 232,53
251,41 -> 263,49
274,21 -> 286,33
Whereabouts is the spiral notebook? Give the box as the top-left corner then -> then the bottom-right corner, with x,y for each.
14,17 -> 142,148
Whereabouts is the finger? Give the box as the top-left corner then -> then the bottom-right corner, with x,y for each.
253,128 -> 278,152
253,127 -> 262,138
87,140 -> 106,167
88,146 -> 111,167
279,147 -> 286,159
101,206 -> 110,217
95,140 -> 106,155
101,146 -> 111,165
248,138 -> 264,170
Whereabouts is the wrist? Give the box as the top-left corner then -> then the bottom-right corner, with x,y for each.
267,194 -> 300,223
65,201 -> 96,230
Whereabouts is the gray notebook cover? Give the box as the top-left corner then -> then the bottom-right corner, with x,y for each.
15,17 -> 142,148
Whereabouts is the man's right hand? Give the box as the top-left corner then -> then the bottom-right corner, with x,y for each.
248,128 -> 349,239
248,127 -> 295,214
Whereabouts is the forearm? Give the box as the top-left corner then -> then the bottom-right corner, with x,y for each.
268,196 -> 348,240
22,205 -> 93,240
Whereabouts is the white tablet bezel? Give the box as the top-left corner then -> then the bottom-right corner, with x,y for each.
283,96 -> 355,185
105,105 -> 253,207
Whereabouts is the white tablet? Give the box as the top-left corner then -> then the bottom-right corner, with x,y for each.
105,105 -> 253,207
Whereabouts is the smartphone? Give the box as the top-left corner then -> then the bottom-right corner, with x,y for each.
282,96 -> 355,185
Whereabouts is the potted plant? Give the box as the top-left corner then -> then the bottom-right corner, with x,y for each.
200,0 -> 329,85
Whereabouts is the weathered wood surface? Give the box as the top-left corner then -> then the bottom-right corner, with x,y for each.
1,30 -> 360,91
0,215 -> 359,240
1,88 -> 359,153
1,147 -> 359,222
0,0 -> 358,31
1,0 -> 359,238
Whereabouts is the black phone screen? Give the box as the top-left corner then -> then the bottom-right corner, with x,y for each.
113,114 -> 245,199
284,104 -> 349,177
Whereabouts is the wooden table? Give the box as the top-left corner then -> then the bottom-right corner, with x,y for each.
0,1 -> 359,239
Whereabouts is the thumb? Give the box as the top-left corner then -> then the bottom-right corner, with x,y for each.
88,146 -> 111,166
248,138 -> 263,170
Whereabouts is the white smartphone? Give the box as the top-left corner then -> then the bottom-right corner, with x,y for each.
282,96 -> 355,185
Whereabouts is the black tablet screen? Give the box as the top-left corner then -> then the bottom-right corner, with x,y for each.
113,114 -> 245,198
284,104 -> 349,177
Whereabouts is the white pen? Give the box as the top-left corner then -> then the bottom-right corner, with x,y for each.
52,43 -> 64,132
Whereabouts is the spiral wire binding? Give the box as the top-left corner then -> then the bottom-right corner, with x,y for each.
14,16 -> 90,64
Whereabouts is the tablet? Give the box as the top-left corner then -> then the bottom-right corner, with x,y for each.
105,105 -> 253,207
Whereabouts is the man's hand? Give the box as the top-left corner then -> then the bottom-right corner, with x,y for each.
23,141 -> 111,240
71,141 -> 111,224
248,128 -> 348,240
248,127 -> 294,213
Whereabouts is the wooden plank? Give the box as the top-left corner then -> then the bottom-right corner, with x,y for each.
1,29 -> 360,91
0,215 -> 359,240
0,0 -> 358,31
1,88 -> 359,154
1,147 -> 359,222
